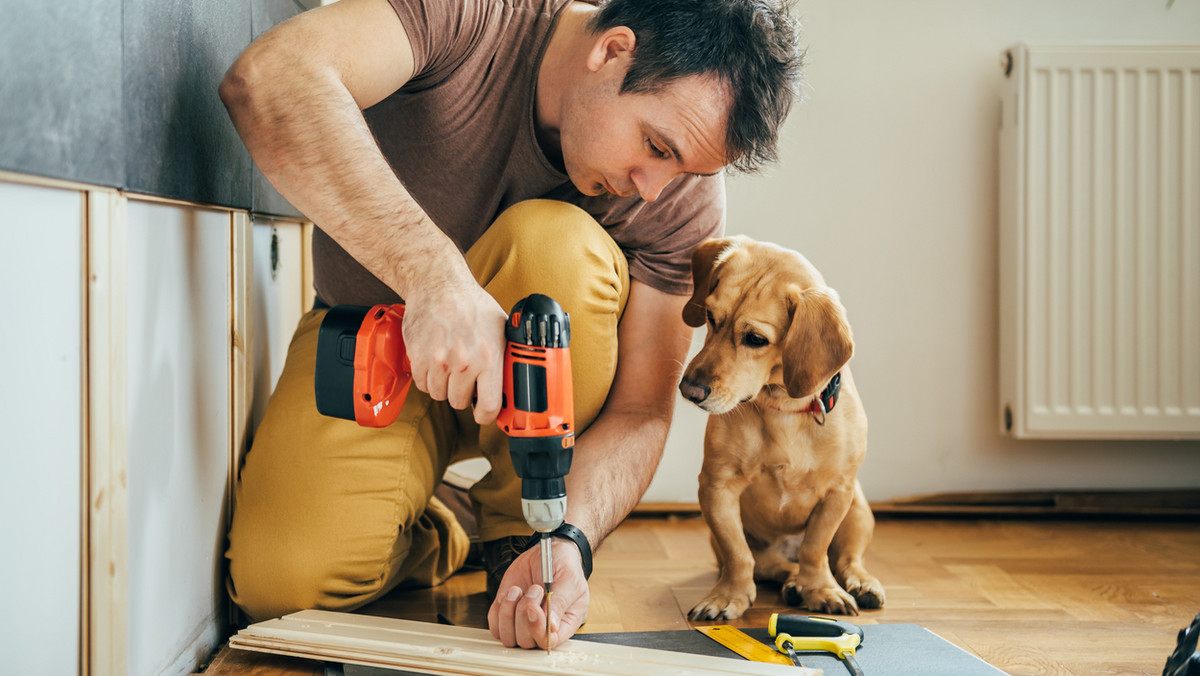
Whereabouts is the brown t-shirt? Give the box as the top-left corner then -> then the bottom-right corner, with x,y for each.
311,0 -> 726,306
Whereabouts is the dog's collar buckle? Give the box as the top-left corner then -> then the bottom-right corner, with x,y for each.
808,372 -> 842,425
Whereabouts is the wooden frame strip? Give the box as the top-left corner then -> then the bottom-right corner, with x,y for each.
231,610 -> 811,676
301,221 -> 315,311
86,189 -> 129,676
79,188 -> 90,676
228,211 -> 253,628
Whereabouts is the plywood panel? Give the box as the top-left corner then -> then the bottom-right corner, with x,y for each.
0,180 -> 85,675
125,200 -> 232,676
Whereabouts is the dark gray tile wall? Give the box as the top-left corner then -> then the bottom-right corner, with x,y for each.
0,0 -> 308,217
0,0 -> 124,186
122,0 -> 254,208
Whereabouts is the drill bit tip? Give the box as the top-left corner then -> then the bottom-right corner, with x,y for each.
540,534 -> 554,653
544,590 -> 553,653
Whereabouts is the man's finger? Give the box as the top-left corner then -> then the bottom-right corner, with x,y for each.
492,584 -> 523,647
545,580 -> 587,648
515,585 -> 545,649
446,364 -> 476,410
472,357 -> 503,425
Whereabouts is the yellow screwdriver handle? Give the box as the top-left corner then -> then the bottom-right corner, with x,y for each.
775,631 -> 861,660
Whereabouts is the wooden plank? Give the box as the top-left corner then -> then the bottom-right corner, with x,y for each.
230,211 -> 253,627
86,189 -> 129,676
231,610 -> 812,676
230,211 -> 252,484
300,222 -> 315,311
79,189 -> 90,676
0,168 -> 109,193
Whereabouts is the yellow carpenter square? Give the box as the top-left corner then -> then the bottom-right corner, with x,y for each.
695,625 -> 796,666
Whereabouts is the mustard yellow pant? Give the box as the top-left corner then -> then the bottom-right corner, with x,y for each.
226,200 -> 630,621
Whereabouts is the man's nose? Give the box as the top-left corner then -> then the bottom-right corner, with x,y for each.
632,164 -> 676,202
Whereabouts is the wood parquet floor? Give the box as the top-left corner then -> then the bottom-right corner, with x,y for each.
200,515 -> 1200,676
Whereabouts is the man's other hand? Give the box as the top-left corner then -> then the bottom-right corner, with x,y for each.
402,279 -> 507,425
487,539 -> 589,650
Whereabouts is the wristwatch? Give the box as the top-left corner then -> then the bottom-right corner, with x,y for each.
525,523 -> 593,579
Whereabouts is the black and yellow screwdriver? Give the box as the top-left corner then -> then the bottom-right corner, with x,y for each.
770,613 -> 865,676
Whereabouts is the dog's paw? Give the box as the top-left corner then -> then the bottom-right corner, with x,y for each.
843,576 -> 886,610
782,581 -> 859,616
688,584 -> 757,621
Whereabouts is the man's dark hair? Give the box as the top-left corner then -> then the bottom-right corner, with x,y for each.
589,0 -> 804,173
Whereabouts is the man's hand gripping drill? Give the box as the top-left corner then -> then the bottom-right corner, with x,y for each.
313,294 -> 576,652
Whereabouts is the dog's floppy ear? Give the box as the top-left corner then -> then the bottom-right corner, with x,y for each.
782,286 -> 854,398
683,237 -> 739,327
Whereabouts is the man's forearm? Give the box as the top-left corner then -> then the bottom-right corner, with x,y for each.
557,281 -> 694,551
218,15 -> 472,301
562,407 -> 673,550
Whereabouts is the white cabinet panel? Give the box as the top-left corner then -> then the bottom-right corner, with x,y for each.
125,201 -> 230,676
0,181 -> 84,675
250,220 -> 305,435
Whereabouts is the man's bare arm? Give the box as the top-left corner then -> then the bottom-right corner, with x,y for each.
564,280 -> 694,545
219,0 -> 505,421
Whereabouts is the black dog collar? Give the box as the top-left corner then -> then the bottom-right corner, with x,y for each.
800,371 -> 841,424
817,372 -> 842,416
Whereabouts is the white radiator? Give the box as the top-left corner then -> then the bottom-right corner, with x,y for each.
999,44 -> 1200,439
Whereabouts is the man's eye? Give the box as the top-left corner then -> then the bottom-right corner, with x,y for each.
648,139 -> 668,158
742,333 -> 769,348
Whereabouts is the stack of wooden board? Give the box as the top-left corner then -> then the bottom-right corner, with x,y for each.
230,610 -> 815,676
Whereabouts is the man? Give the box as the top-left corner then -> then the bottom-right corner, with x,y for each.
219,0 -> 802,650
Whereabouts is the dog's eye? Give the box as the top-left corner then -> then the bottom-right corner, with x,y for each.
706,309 -> 715,326
742,333 -> 769,348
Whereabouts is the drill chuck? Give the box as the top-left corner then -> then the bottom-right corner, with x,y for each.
523,496 -> 567,533
509,421 -> 573,532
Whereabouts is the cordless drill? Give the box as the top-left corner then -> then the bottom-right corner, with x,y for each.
312,294 -> 574,644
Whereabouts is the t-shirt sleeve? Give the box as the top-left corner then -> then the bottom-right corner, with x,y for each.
386,0 -> 487,85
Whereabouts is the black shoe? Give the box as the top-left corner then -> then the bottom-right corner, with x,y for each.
482,534 -> 533,599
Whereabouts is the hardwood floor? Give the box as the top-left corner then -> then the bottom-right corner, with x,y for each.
201,515 -> 1200,676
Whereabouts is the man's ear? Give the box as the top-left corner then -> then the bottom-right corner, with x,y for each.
781,285 -> 854,398
683,237 -> 740,328
586,26 -> 636,72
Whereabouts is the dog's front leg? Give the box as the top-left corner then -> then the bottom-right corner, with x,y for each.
688,474 -> 756,620
784,486 -> 860,615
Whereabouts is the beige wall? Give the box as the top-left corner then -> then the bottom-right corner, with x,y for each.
648,0 -> 1200,503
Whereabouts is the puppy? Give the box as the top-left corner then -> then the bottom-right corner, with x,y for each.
680,236 -> 885,619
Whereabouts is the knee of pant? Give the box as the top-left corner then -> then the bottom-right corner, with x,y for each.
487,200 -> 627,309
229,535 -> 399,622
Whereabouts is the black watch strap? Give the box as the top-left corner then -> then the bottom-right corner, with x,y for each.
525,523 -> 593,579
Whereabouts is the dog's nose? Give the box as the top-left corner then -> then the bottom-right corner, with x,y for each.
679,377 -> 711,405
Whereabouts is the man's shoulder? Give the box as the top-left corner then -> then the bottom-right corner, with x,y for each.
387,0 -> 565,84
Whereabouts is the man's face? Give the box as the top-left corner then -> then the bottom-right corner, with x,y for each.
560,67 -> 731,202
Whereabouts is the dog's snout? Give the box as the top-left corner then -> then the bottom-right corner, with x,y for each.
679,376 -> 711,405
